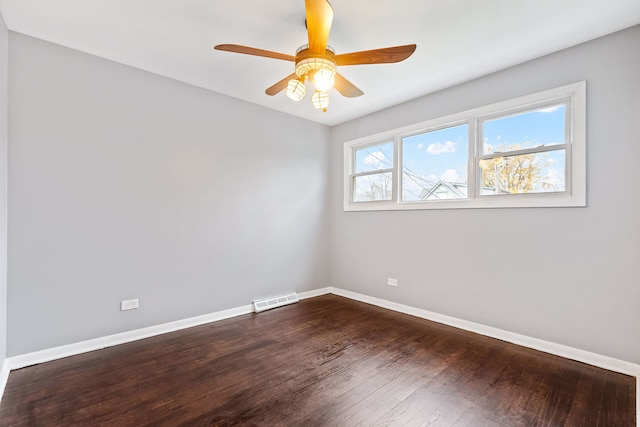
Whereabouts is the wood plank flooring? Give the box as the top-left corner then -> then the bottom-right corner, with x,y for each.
0,295 -> 635,426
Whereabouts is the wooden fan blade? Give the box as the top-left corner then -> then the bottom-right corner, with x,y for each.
335,44 -> 417,66
214,44 -> 295,62
305,0 -> 333,54
266,73 -> 298,96
334,73 -> 364,98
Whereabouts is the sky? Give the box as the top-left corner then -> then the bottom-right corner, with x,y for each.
402,124 -> 469,200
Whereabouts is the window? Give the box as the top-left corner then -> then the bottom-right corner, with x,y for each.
479,104 -> 567,196
344,82 -> 586,211
402,124 -> 469,202
353,142 -> 394,202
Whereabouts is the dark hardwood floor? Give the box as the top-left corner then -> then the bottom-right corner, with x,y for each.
0,295 -> 635,426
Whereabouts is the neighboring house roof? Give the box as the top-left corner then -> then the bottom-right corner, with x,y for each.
419,181 -> 510,200
420,181 -> 467,200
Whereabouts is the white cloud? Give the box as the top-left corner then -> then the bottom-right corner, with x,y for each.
545,169 -> 562,187
363,151 -> 386,169
427,140 -> 456,155
417,143 -> 424,149
441,169 -> 459,182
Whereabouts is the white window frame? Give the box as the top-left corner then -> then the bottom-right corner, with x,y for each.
343,81 -> 586,211
350,139 -> 396,204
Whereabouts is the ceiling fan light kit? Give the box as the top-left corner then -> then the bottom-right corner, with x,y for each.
214,0 -> 416,112
287,45 -> 337,109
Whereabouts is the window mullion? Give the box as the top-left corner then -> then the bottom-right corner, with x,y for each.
394,135 -> 401,202
468,118 -> 478,200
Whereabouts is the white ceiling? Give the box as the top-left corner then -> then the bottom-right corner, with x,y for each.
1,0 -> 639,126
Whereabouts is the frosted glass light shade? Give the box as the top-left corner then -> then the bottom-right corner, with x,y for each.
286,79 -> 306,101
312,90 -> 329,111
313,68 -> 335,92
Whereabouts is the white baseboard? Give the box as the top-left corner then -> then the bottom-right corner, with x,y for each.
7,304 -> 254,370
0,358 -> 9,404
6,288 -> 334,371
298,287 -> 331,300
328,287 -> 640,378
3,285 -> 638,418
328,287 -> 640,426
6,286 -> 639,376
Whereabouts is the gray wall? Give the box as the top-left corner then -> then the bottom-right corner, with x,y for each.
5,25 -> 639,365
7,33 -> 330,356
329,26 -> 640,364
0,14 -> 7,365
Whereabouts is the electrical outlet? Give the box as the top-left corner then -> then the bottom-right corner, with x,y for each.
120,298 -> 139,311
387,278 -> 398,287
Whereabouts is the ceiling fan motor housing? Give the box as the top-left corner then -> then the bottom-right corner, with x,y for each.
294,45 -> 337,84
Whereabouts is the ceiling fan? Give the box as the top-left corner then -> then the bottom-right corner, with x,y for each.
214,0 -> 416,112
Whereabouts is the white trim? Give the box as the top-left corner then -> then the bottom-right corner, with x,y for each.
328,287 -> 640,378
338,286 -> 636,427
7,304 -> 254,370
297,287 -> 331,300
2,285 -> 637,421
0,359 -> 9,404
5,286 -> 637,376
5,287 -> 334,371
